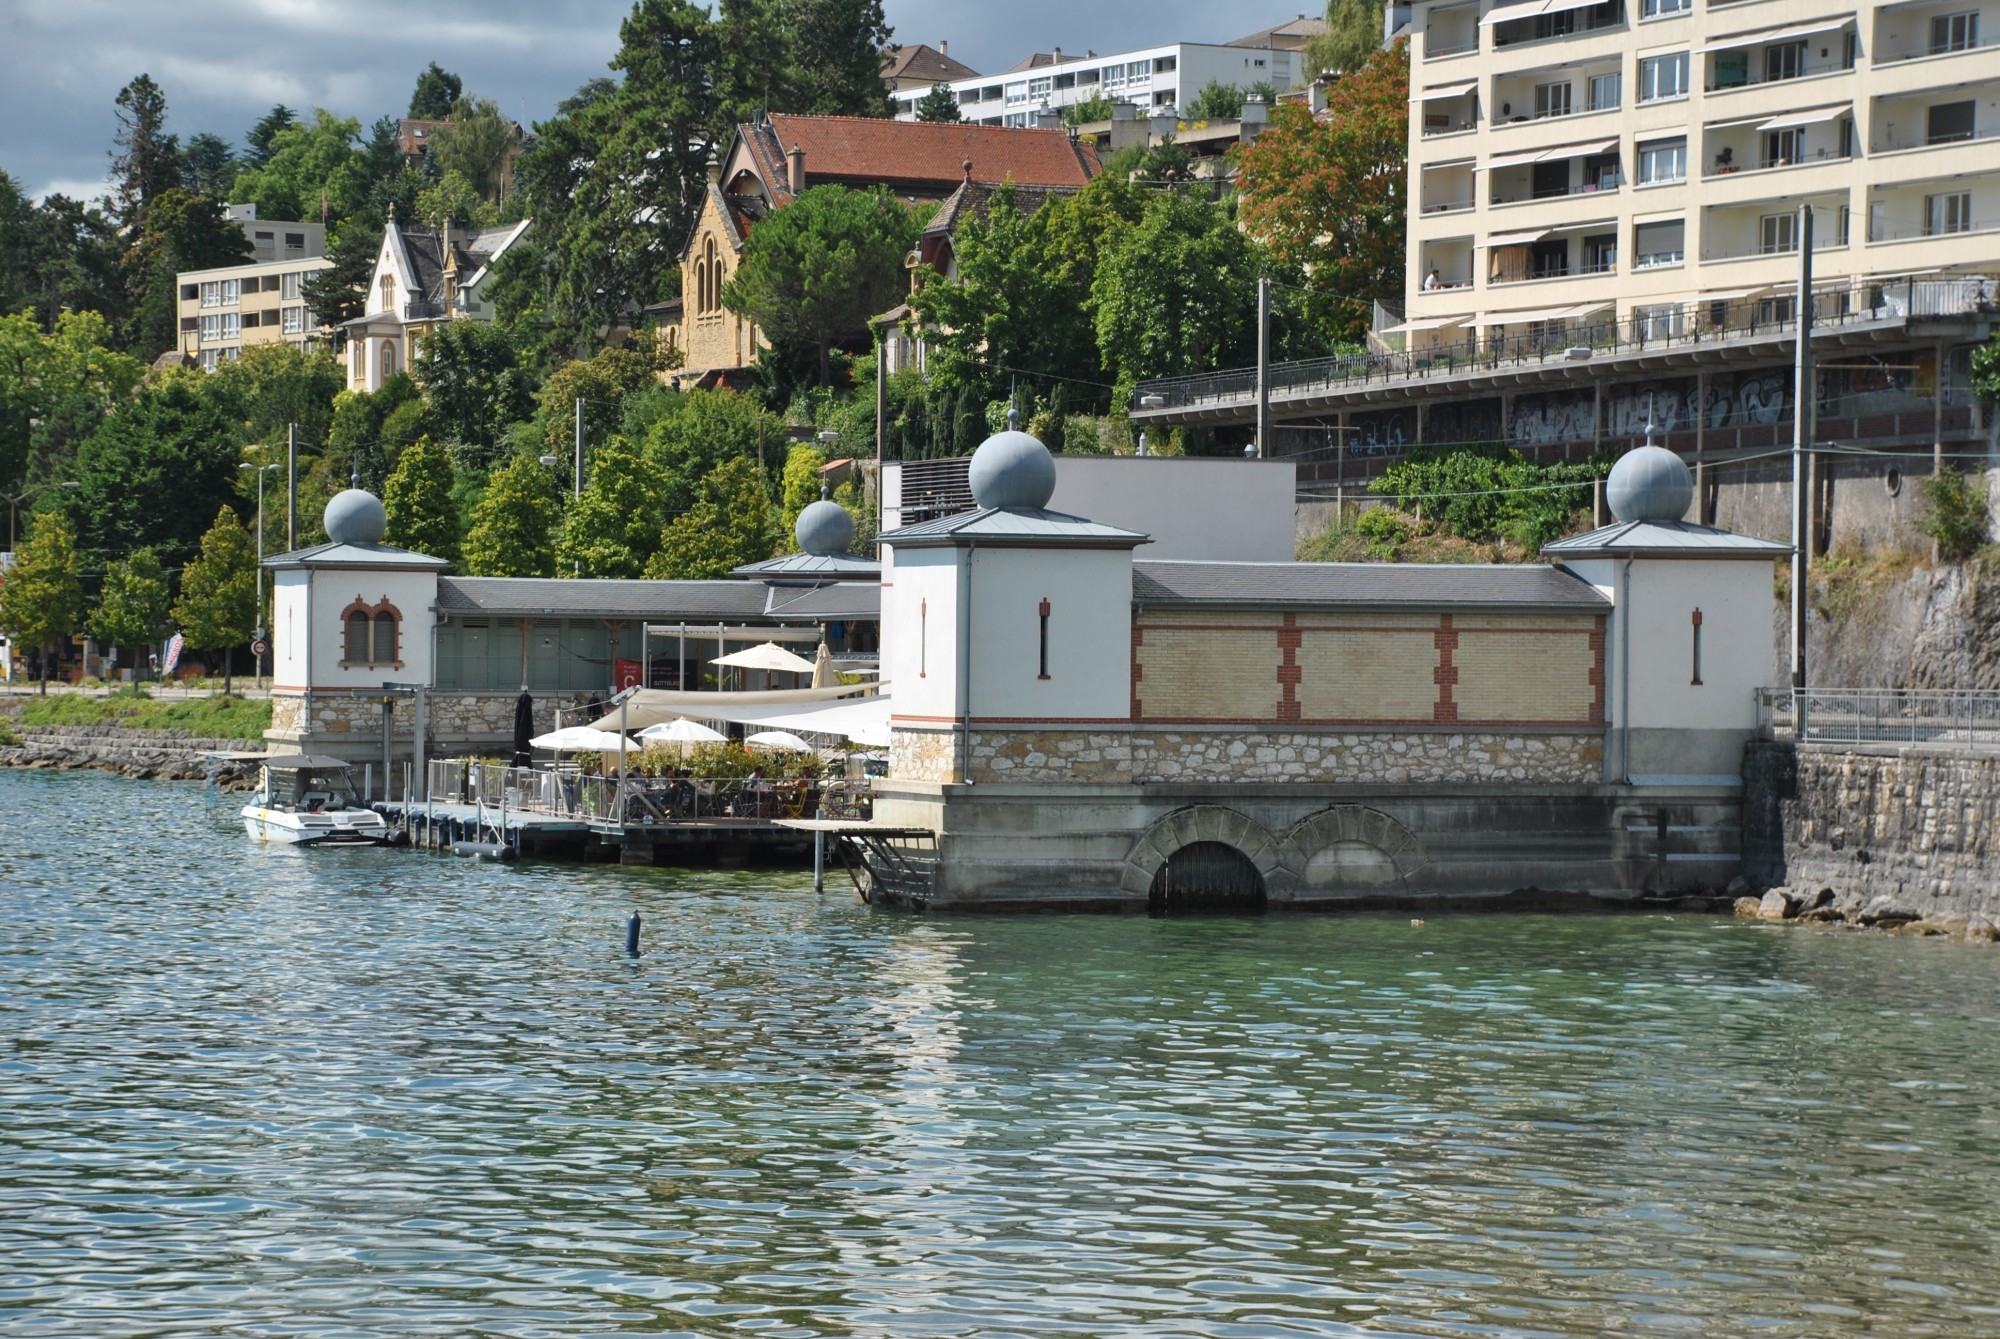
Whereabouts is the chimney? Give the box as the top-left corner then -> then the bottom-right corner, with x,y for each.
786,144 -> 805,195
962,158 -> 973,183
940,39 -> 948,57
707,151 -> 721,186
1052,46 -> 1062,63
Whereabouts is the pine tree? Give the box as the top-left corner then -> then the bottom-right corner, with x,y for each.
89,547 -> 172,670
914,83 -> 962,123
783,0 -> 895,117
0,511 -> 83,694
110,75 -> 182,231
463,455 -> 560,577
246,106 -> 296,165
408,63 -> 464,120
381,437 -> 460,564
172,507 -> 258,694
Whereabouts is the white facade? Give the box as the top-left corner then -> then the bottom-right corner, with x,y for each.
890,42 -> 1300,124
175,256 -> 333,370
967,546 -> 1136,720
271,564 -> 441,693
1405,0 -> 2000,349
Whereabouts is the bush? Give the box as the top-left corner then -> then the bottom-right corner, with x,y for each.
1918,468 -> 1987,561
1354,505 -> 1413,550
1373,444 -> 1609,551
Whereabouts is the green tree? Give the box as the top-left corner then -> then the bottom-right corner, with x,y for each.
410,318 -> 530,458
121,187 -> 256,358
647,455 -> 774,578
556,434 -> 666,577
408,63 -> 463,120
0,310 -> 146,500
202,341 -> 345,462
723,184 -> 919,383
64,376 -> 246,561
714,0 -> 787,133
325,373 -> 429,493
0,511 -> 83,693
1063,93 -> 1117,125
783,0 -> 895,117
0,171 -> 34,317
1093,189 -> 1265,405
172,506 -> 258,693
381,436 -> 460,563
180,132 -> 239,198
463,454 -> 560,576
641,387 -> 770,512
413,168 -> 496,231
110,74 -> 181,231
777,443 -> 827,548
1184,79 -> 1245,120
484,239 -> 560,372
537,344 -> 662,461
90,546 -> 172,665
20,194 -> 123,333
230,109 -> 369,227
914,83 -> 962,122
246,105 -> 296,165
429,96 -> 516,204
302,214 -> 384,332
1918,469 -> 1988,561
1304,0 -> 1389,75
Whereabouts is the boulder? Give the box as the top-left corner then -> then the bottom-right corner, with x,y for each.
1734,896 -> 1765,917
1757,889 -> 1795,920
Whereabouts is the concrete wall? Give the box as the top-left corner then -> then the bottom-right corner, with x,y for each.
967,546 -> 1132,721
882,547 -> 961,726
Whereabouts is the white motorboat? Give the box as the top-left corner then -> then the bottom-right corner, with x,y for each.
241,754 -> 393,846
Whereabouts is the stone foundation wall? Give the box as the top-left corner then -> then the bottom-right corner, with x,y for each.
1744,741 -> 2000,921
270,691 -> 583,753
891,726 -> 957,783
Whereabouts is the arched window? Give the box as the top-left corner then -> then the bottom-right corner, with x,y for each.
379,339 -> 397,383
379,273 -> 395,311
342,599 -> 402,667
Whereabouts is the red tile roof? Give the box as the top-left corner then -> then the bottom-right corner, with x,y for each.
881,44 -> 980,83
752,114 -> 1100,203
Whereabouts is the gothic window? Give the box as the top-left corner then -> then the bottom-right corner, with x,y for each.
342,599 -> 402,666
379,339 -> 397,382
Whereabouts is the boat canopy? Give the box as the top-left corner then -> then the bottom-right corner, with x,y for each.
259,754 -> 357,771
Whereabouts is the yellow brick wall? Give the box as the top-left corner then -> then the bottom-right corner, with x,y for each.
677,196 -> 757,375
1136,625 -> 1282,720
1454,630 -> 1597,722
1296,630 -> 1440,720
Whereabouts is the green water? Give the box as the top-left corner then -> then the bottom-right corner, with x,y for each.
3,768 -> 1999,1337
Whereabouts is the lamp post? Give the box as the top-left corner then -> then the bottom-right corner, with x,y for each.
1136,393 -> 1165,456
4,480 -> 80,554
240,462 -> 279,686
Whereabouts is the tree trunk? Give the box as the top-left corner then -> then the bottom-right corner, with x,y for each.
817,341 -> 832,386
37,638 -> 47,695
222,649 -> 232,697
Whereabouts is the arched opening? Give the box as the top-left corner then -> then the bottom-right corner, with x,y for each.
1149,842 -> 1267,915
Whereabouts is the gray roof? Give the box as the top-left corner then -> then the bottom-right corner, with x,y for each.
265,540 -> 449,571
436,577 -> 772,620
731,551 -> 881,578
1132,560 -> 1610,611
763,583 -> 881,621
1542,520 -> 1793,559
881,506 -> 1149,548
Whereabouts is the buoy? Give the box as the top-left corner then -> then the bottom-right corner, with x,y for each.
451,841 -> 517,861
626,912 -> 642,956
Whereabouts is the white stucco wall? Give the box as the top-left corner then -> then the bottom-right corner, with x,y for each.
881,547 -> 962,724
271,570 -> 311,689
966,546 -> 1133,721
304,567 -> 439,689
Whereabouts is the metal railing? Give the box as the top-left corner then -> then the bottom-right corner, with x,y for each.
1759,688 -> 2000,747
1134,273 -> 1992,413
424,758 -> 869,827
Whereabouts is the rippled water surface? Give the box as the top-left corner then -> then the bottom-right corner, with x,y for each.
6,769 -> 2000,1337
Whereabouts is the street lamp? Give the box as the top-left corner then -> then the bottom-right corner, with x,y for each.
1136,393 -> 1165,457
3,481 -> 80,553
241,462 -> 280,686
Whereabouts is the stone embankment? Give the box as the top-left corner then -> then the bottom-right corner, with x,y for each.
0,725 -> 262,787
1740,740 -> 2000,941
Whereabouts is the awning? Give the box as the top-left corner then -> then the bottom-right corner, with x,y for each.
1541,138 -> 1619,161
1758,105 -> 1849,131
1546,217 -> 1618,235
1697,287 -> 1770,302
1481,226 -> 1551,247
1470,304 -> 1584,327
1375,314 -> 1470,334
594,684 -> 876,731
1415,78 -> 1479,100
1481,145 -> 1550,171
1562,302 -> 1612,319
1698,15 -> 1853,53
1481,0 -> 1604,27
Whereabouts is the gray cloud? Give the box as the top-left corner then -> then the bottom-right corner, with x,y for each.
2,0 -> 1259,203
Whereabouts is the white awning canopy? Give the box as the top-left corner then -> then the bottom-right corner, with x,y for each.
1480,138 -> 1619,170
1546,217 -> 1619,235
711,641 -> 818,674
1758,104 -> 1849,131
1481,226 -> 1550,247
1481,0 -> 1604,27
1481,145 -> 1548,171
1376,314 -> 1470,334
1562,302 -> 1612,319
1698,15 -> 1853,53
1415,78 -> 1479,100
1697,287 -> 1770,302
1470,304 -> 1582,327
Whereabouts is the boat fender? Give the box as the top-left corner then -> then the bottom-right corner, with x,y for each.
451,840 -> 517,861
626,912 -> 642,956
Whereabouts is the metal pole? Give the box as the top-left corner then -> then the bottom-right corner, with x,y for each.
1255,277 -> 1271,458
255,467 -> 266,686
413,686 -> 427,801
814,828 -> 825,891
286,422 -> 297,550
875,334 -> 886,486
1791,205 -> 1814,737
382,697 -> 394,803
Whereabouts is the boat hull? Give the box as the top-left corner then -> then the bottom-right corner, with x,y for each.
241,805 -> 392,847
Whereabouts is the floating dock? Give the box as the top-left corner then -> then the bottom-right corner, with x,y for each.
375,798 -> 830,867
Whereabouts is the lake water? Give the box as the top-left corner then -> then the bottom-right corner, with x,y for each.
4,768 -> 2000,1338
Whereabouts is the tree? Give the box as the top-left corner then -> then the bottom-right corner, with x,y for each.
120,188 -> 255,358
408,63 -> 464,120
0,171 -> 33,317
413,168 -> 496,232
110,74 -> 181,231
641,387 -> 770,513
19,194 -> 123,333
723,184 -> 919,383
381,437 -> 461,563
647,455 -> 774,578
0,310 -> 145,500
714,0 -> 787,133
202,341 -> 345,460
537,344 -> 662,461
1063,93 -> 1117,125
556,434 -> 666,577
429,97 -> 516,204
325,373 -> 429,493
180,132 -> 239,198
410,317 -> 531,459
1304,0 -> 1389,76
777,443 -> 827,547
1233,40 -> 1408,344
783,0 -> 895,118
1185,79 -> 1245,120
173,506 -> 257,693
246,105 -> 297,165
914,83 -> 962,122
1093,189 -> 1265,406
230,109 -> 369,227
90,547 -> 172,666
463,454 -> 560,576
0,511 -> 83,693
64,375 -> 245,562
303,214 -> 384,332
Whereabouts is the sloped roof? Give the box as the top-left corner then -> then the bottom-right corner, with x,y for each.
1542,519 -> 1793,559
1132,560 -> 1609,610
437,577 -> 772,620
764,582 -> 881,620
733,551 -> 882,578
1226,16 -> 1330,48
264,540 -> 450,571
924,179 -> 1081,238
744,114 -> 1101,205
882,506 -> 1149,548
882,43 -> 980,82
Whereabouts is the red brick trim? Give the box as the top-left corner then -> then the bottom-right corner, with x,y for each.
1588,614 -> 1608,726
1277,613 -> 1302,722
1433,614 -> 1459,723
1131,621 -> 1144,719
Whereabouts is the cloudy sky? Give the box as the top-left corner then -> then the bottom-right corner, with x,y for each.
1,0 -> 1283,203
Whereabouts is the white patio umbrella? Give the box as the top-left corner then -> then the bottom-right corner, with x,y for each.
746,730 -> 815,752
530,725 -> 636,752
811,642 -> 835,689
637,717 -> 728,744
711,642 -> 817,674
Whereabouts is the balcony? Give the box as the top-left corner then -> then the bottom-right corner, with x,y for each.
404,301 -> 446,320
1869,216 -> 2000,244
1421,197 -> 1476,216
1876,31 -> 2000,62
1873,120 -> 2000,155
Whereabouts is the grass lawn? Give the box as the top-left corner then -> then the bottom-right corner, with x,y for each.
13,692 -> 272,740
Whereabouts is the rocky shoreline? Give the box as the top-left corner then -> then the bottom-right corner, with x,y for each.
1732,884 -> 1999,941
0,725 -> 263,788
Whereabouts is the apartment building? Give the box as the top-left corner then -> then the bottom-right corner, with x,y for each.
889,41 -> 1300,123
174,255 -> 334,369
224,204 -> 327,264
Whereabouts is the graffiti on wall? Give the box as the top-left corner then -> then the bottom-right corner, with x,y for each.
1349,408 -> 1415,456
1605,380 -> 1697,437
1509,391 -> 1596,446
1425,399 -> 1503,446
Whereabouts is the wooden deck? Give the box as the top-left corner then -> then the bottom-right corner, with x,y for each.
375,799 -> 826,867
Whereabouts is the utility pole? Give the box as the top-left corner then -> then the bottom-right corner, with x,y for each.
286,422 -> 297,550
1790,204 -> 1814,736
1255,277 -> 1272,459
241,462 -> 278,686
573,396 -> 584,498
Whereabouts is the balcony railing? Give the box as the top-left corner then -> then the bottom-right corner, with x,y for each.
1700,231 -> 1848,262
1704,148 -> 1853,177
1874,122 -> 2000,155
1420,197 -> 1476,215
1426,34 -> 1480,57
1876,33 -> 2000,64
1704,56 -> 1855,93
1421,119 -> 1476,136
1868,217 -> 2000,243
403,300 -> 446,320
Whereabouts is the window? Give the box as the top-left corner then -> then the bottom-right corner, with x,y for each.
1928,100 -> 1975,144
1639,51 -> 1688,101
1764,127 -> 1801,166
220,313 -> 239,340
1154,55 -> 1177,73
262,274 -> 281,292
220,279 -> 239,304
1584,152 -> 1621,189
1764,40 -> 1805,81
1634,219 -> 1684,267
1005,81 -> 1029,105
1535,81 -> 1573,117
1532,159 -> 1571,198
1053,72 -> 1075,89
200,314 -> 220,343
379,274 -> 395,311
281,271 -> 301,300
1932,12 -> 1979,53
1028,75 -> 1052,99
1530,238 -> 1570,276
343,601 -> 402,667
282,306 -> 304,334
179,283 -> 199,301
201,280 -> 221,307
1584,233 -> 1618,272
200,349 -> 219,371
254,230 -> 274,247
1760,211 -> 1798,253
1926,191 -> 1973,235
241,311 -> 260,329
284,231 -> 305,250
1589,72 -> 1621,109
1076,67 -> 1099,84
1634,303 -> 1685,339
1637,137 -> 1686,183
1641,0 -> 1690,16
380,340 -> 397,382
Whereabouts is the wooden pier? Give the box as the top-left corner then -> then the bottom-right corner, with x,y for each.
375,798 -> 826,867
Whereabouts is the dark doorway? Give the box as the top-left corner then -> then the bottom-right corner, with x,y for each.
1149,842 -> 1268,915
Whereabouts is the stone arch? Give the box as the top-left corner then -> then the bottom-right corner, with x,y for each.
1118,805 -> 1282,903
1279,806 -> 1431,893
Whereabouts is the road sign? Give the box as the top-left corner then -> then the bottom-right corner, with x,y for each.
251,638 -> 269,658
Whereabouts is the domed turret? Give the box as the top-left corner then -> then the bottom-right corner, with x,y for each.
968,430 -> 1056,511
795,498 -> 854,556
325,488 -> 388,545
1606,446 -> 1693,524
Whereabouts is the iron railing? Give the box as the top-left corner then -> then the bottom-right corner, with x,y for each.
1758,688 -> 2000,747
424,758 -> 870,826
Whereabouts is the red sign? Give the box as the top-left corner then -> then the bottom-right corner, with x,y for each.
613,658 -> 643,691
